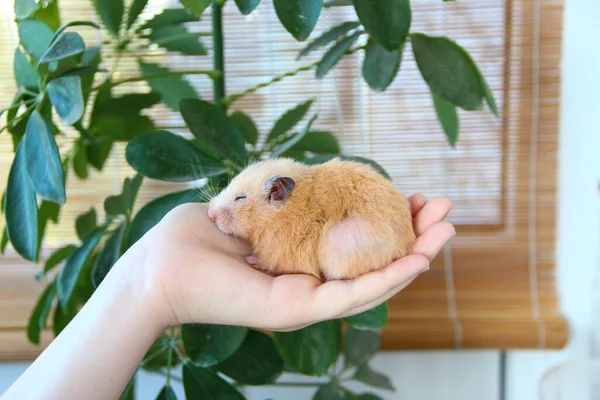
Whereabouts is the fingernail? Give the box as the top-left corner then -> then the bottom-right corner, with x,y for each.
419,265 -> 430,274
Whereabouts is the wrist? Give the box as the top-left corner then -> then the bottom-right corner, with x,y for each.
108,236 -> 174,333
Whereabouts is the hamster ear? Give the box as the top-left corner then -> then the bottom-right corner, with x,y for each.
265,175 -> 295,203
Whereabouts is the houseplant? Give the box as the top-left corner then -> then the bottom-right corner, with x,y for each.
1,0 -> 496,398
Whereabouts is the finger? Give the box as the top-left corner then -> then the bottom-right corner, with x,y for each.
414,197 -> 452,236
412,221 -> 456,261
408,194 -> 428,218
310,254 -> 430,320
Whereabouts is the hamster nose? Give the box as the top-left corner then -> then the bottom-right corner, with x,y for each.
208,208 -> 217,222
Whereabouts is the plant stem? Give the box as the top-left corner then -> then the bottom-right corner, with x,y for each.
223,61 -> 318,107
171,342 -> 188,364
155,370 -> 183,383
166,327 -> 174,386
91,70 -> 220,91
212,0 -> 226,107
223,45 -> 367,107
264,382 -> 323,387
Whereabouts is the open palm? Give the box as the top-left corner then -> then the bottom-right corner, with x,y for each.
139,195 -> 455,332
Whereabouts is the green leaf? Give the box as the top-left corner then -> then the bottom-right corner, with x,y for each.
344,302 -> 388,330
475,65 -> 498,116
272,114 -> 317,157
140,336 -> 169,371
14,48 -> 40,91
303,154 -> 391,180
316,31 -> 361,79
140,9 -> 198,30
87,139 -> 113,171
39,244 -> 77,279
57,229 -> 104,306
73,140 -> 89,179
89,93 -> 159,141
274,320 -> 339,376
33,0 -> 60,32
217,330 -> 284,385
47,76 -> 84,125
313,382 -> 346,400
128,174 -> 144,210
139,61 -> 197,111
179,0 -> 211,16
273,0 -> 323,41
24,110 -> 66,204
76,208 -> 97,241
230,111 -> 258,145
149,25 -> 207,55
362,38 -> 403,92
0,228 -> 8,254
81,47 -> 101,100
36,200 -> 61,256
93,0 -> 124,38
268,99 -> 313,142
182,324 -> 248,367
93,93 -> 160,122
126,189 -> 201,246
344,326 -> 381,367
15,0 -> 41,19
298,21 -> 360,59
120,375 -> 136,400
92,222 -> 125,288
127,0 -> 149,29
27,282 -> 56,345
39,32 -> 85,64
356,393 -> 384,400
179,99 -> 247,164
53,300 -> 77,336
18,19 -> 53,62
290,131 -> 339,154
126,130 -> 227,182
234,0 -> 261,15
156,385 -> 177,400
354,365 -> 395,391
410,33 -> 485,111
6,140 -> 38,261
104,194 -> 127,216
324,0 -> 352,5
183,364 -> 245,400
353,0 -> 411,51
432,91 -> 459,147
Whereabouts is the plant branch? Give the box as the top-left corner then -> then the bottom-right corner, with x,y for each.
155,370 -> 183,383
264,382 -> 324,387
91,70 -> 220,91
171,342 -> 188,364
212,0 -> 226,107
223,61 -> 318,107
166,327 -> 174,386
223,45 -> 367,107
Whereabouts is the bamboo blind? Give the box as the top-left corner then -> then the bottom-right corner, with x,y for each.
0,0 -> 566,360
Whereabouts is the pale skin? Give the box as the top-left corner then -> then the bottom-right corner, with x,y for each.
2,194 -> 455,400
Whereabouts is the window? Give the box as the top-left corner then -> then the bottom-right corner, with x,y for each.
0,0 -> 565,359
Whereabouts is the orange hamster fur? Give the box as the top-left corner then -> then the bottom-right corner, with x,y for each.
207,157 -> 416,281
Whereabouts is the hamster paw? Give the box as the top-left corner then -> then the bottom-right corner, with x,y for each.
245,255 -> 261,270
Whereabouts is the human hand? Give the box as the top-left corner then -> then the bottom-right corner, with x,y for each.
129,195 -> 455,332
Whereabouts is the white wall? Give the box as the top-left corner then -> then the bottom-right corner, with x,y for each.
1,0 -> 599,399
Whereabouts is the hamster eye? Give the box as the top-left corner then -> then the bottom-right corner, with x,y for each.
235,195 -> 247,201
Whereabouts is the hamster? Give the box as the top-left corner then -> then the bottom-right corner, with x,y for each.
207,157 -> 416,281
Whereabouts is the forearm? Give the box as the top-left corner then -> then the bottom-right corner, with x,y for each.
2,244 -> 168,400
